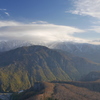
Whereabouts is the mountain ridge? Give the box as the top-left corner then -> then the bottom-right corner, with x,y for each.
0,40 -> 100,63
0,45 -> 100,92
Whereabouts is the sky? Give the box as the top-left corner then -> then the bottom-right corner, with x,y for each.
0,0 -> 100,44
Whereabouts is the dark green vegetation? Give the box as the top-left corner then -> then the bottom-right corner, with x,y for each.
0,45 -> 100,92
11,81 -> 100,100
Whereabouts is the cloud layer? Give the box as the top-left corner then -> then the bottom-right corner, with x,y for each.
0,20 -> 85,43
70,0 -> 100,19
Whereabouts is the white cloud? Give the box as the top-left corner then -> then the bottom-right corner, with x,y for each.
89,26 -> 100,33
32,21 -> 48,24
0,9 -> 10,17
0,20 -> 85,43
0,9 -> 6,11
70,0 -> 100,19
4,12 -> 10,16
0,21 -> 21,27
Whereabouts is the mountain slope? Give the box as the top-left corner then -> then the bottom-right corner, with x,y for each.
12,81 -> 100,100
0,40 -> 100,63
0,45 -> 100,92
0,45 -> 72,92
48,42 -> 100,63
81,71 -> 100,81
0,40 -> 32,52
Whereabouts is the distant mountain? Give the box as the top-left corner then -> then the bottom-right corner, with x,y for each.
48,41 -> 100,63
0,40 -> 100,63
0,40 -> 47,52
12,81 -> 100,100
0,40 -> 32,52
81,71 -> 100,81
0,45 -> 100,92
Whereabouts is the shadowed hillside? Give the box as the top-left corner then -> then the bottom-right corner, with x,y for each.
81,71 -> 100,81
0,45 -> 100,92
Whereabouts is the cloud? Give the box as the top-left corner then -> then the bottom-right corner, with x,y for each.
4,12 -> 10,16
0,9 -> 6,11
0,21 -> 20,27
0,20 -> 85,43
32,21 -> 48,24
89,26 -> 100,33
0,8 -> 10,17
69,0 -> 100,19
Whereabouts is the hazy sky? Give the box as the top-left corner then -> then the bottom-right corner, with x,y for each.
0,0 -> 100,43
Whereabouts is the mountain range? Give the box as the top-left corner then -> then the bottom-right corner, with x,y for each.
0,45 -> 100,92
0,40 -> 100,63
48,41 -> 100,63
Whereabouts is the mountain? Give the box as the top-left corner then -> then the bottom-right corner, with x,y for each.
11,81 -> 100,100
0,45 -> 100,92
81,71 -> 100,81
0,40 -> 47,52
0,40 -> 100,63
48,41 -> 100,63
0,40 -> 32,52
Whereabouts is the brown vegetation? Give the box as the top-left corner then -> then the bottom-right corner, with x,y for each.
25,82 -> 55,100
13,81 -> 100,100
